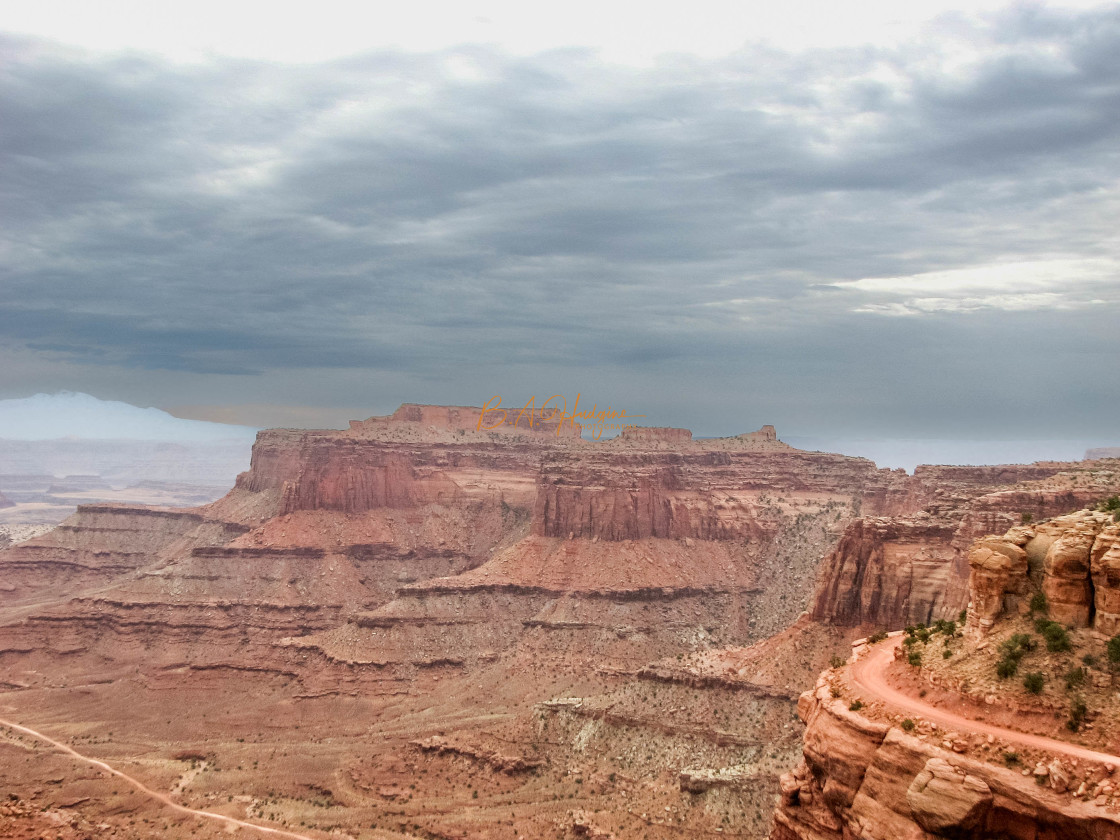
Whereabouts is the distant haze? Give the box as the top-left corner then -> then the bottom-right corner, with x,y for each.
783,437 -> 1108,473
0,393 -> 258,441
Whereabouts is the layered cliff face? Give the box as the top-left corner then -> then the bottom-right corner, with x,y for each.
772,677 -> 1120,840
811,464 -> 1120,629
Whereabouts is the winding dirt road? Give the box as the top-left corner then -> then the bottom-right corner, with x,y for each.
0,715 -> 318,840
850,636 -> 1120,766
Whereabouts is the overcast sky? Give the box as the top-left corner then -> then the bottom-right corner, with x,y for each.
1,1 -> 1118,440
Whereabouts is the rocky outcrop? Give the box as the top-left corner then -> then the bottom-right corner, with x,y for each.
966,534 -> 1031,631
812,468 -> 1120,629
772,678 -> 1120,840
906,757 -> 993,834
1091,526 -> 1120,635
966,510 -> 1120,635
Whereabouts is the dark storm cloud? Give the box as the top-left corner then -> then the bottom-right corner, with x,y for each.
1,7 -> 1119,437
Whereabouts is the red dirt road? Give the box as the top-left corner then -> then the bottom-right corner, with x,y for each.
850,636 -> 1120,766
0,716 -> 319,840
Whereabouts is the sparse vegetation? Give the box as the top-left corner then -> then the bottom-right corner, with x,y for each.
996,633 -> 1036,678
1029,591 -> 1048,615
867,630 -> 888,644
848,700 -> 863,711
1108,634 -> 1120,669
1067,696 -> 1089,731
1035,619 -> 1073,653
1002,751 -> 1020,765
900,718 -> 915,731
907,649 -> 922,668
1023,672 -> 1045,694
1064,666 -> 1086,691
1097,495 -> 1120,522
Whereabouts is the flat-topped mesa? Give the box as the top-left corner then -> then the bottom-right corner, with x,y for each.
618,426 -> 692,444
348,403 -> 582,438
965,508 -> 1120,637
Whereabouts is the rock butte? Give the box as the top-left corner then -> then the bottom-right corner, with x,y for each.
1,404 -> 1119,839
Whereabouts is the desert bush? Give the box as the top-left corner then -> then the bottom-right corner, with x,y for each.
1029,592 -> 1048,615
1108,634 -> 1120,668
1023,672 -> 1044,694
907,650 -> 922,667
868,630 -> 888,644
849,700 -> 863,711
1037,621 -> 1072,653
1066,696 -> 1089,731
1065,666 -> 1086,690
901,719 -> 915,731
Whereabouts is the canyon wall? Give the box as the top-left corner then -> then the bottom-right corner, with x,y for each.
810,463 -> 1120,629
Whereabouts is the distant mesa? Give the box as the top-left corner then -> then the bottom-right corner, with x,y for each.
618,426 -> 692,443
348,402 -> 582,437
1086,447 -> 1120,460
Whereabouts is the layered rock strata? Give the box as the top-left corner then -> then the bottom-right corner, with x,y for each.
771,677 -> 1120,840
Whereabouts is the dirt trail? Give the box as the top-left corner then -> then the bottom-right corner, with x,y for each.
0,716 -> 319,840
850,636 -> 1120,765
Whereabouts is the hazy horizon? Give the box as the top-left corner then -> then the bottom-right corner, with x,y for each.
0,392 -> 1113,473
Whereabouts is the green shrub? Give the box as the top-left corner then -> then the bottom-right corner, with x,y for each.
908,650 -> 922,667
942,648 -> 952,659
868,630 -> 888,644
1065,666 -> 1086,690
830,655 -> 846,669
901,719 -> 915,731
1039,621 -> 1072,653
1029,592 -> 1048,615
996,658 -> 1019,679
1066,696 -> 1089,731
1021,512 -> 1033,524
849,700 -> 863,711
1023,672 -> 1044,694
1108,634 -> 1120,668
959,609 -> 967,624
930,618 -> 957,636
1003,751 -> 1020,765
1083,653 -> 1099,668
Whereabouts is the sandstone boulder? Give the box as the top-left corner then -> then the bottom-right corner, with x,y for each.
1042,524 -> 1097,626
906,757 -> 992,835
966,539 -> 1028,633
1091,525 -> 1120,635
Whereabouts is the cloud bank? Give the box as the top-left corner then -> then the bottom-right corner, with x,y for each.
1,6 -> 1118,438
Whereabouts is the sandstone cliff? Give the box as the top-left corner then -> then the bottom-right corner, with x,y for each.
811,465 -> 1120,629
772,676 -> 1120,840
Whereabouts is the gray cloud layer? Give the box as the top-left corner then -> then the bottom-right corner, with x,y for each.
2,6 -> 1119,437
